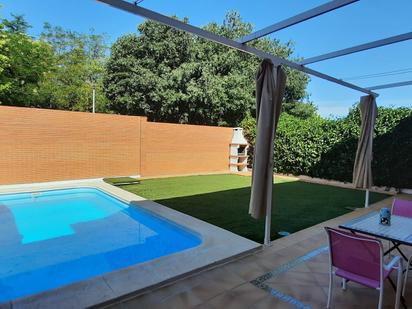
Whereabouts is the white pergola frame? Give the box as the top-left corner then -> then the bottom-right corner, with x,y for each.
238,0 -> 359,44
367,80 -> 412,91
97,0 -> 412,245
300,32 -> 412,65
97,0 -> 412,94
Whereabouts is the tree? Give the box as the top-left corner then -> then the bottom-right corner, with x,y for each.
0,21 -> 10,95
38,24 -> 109,112
0,11 -> 109,111
2,14 -> 31,34
283,101 -> 317,119
104,12 -> 310,126
0,16 -> 53,106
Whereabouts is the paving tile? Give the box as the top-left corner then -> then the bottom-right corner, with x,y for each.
254,252 -> 297,269
312,272 -> 331,287
193,302 -> 218,309
184,278 -> 236,304
265,270 -> 320,287
155,289 -> 203,309
309,251 -> 330,263
125,287 -> 205,309
294,235 -> 327,251
320,284 -> 402,309
267,283 -> 327,304
114,291 -> 166,309
222,258 -> 270,282
251,294 -> 295,309
304,259 -> 330,274
256,242 -> 288,256
203,266 -> 246,292
275,245 -> 310,259
207,283 -> 268,309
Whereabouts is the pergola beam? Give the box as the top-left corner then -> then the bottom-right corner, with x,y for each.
300,32 -> 412,65
238,0 -> 358,44
366,80 -> 412,90
96,0 -> 378,96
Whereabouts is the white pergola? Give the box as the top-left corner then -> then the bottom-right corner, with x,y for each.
97,0 -> 412,245
97,0 -> 412,95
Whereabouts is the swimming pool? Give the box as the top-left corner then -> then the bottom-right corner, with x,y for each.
0,188 -> 201,302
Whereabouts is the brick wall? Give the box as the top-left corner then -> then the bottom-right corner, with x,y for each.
141,121 -> 233,177
0,106 -> 233,184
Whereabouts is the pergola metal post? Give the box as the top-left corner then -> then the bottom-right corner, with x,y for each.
264,204 -> 271,245
92,84 -> 96,113
365,189 -> 370,208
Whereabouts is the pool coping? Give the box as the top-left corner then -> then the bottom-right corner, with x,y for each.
0,180 -> 261,309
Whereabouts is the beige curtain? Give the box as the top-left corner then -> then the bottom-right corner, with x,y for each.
353,95 -> 377,189
249,59 -> 286,222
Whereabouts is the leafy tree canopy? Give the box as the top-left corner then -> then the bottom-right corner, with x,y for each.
283,101 -> 317,119
0,12 -> 109,112
38,23 -> 109,112
104,12 -> 311,126
2,13 -> 31,34
0,21 -> 10,94
0,15 -> 53,106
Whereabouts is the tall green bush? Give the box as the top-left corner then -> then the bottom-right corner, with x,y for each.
373,115 -> 412,188
241,106 -> 412,189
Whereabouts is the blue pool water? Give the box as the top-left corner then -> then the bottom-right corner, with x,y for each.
0,188 -> 201,302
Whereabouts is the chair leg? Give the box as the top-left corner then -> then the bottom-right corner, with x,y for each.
342,278 -> 347,290
403,256 -> 411,297
378,287 -> 383,309
402,263 -> 408,297
395,259 -> 404,309
327,271 -> 333,308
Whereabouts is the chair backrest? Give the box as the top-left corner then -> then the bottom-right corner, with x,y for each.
392,198 -> 412,218
325,227 -> 382,282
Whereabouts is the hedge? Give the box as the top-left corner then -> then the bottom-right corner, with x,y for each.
241,106 -> 412,189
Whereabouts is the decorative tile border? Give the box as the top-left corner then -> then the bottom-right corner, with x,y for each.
250,245 -> 329,309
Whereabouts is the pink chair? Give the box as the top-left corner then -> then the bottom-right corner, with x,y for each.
325,227 -> 403,309
392,198 -> 412,296
392,198 -> 412,219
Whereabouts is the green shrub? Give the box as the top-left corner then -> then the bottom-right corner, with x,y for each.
242,106 -> 412,188
372,114 -> 412,188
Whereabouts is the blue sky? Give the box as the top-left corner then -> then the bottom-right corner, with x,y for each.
2,0 -> 411,117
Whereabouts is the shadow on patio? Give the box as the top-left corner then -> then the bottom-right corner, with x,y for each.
105,191 -> 412,309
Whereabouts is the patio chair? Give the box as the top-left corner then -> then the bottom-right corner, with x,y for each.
325,227 -> 403,309
392,198 -> 412,296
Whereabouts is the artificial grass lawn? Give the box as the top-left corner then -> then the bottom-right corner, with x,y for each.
110,174 -> 389,243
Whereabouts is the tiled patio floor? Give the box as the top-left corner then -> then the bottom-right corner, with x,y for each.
106,194 -> 412,309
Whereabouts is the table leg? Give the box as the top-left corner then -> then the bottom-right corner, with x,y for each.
384,241 -> 409,262
394,242 -> 409,261
388,277 -> 407,309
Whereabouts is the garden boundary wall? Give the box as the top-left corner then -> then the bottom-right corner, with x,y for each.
0,106 -> 233,184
